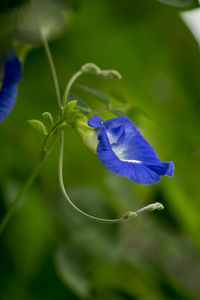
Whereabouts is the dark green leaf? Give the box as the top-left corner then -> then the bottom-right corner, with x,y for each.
77,84 -> 111,106
109,89 -> 128,104
67,94 -> 92,112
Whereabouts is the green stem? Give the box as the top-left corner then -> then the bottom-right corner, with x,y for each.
58,131 -> 163,224
40,29 -> 62,111
0,138 -> 57,236
42,118 -> 66,153
62,70 -> 82,107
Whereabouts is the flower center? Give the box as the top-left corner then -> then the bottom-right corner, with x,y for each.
106,128 -> 141,164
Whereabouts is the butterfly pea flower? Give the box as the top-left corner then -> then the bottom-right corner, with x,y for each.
0,51 -> 22,122
88,115 -> 174,185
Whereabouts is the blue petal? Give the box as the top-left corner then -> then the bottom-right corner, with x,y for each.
88,115 -> 174,185
88,115 -> 102,128
104,116 -> 160,163
0,51 -> 22,122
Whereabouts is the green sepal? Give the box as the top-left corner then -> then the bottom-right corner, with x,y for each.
65,100 -> 78,114
63,100 -> 80,124
42,112 -> 54,126
28,119 -> 48,135
72,114 -> 98,153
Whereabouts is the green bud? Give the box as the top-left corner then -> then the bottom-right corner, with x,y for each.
81,63 -> 101,75
72,115 -> 98,153
42,112 -> 54,126
101,70 -> 122,80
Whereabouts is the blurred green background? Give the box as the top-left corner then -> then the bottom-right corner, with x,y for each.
1,0 -> 200,299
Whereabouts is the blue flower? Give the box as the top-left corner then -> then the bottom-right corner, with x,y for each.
0,51 -> 22,122
88,115 -> 174,184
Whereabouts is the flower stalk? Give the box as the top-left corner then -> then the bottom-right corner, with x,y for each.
58,131 -> 164,223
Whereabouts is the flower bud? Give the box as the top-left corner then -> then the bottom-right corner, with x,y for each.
100,70 -> 122,80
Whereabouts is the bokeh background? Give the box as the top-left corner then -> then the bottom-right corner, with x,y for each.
1,0 -> 200,299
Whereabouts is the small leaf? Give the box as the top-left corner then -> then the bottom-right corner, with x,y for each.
42,112 -> 54,126
77,84 -> 111,106
28,119 -> 48,135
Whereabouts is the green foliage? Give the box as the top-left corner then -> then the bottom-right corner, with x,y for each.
77,84 -> 111,107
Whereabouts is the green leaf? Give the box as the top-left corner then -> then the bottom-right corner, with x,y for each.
28,119 -> 48,135
109,89 -> 128,104
42,112 -> 54,126
67,94 -> 92,112
77,84 -> 111,106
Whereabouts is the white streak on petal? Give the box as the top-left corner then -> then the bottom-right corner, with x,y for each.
112,147 -> 141,163
120,159 -> 142,164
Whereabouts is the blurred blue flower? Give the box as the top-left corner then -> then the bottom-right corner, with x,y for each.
88,115 -> 174,184
0,51 -> 22,122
